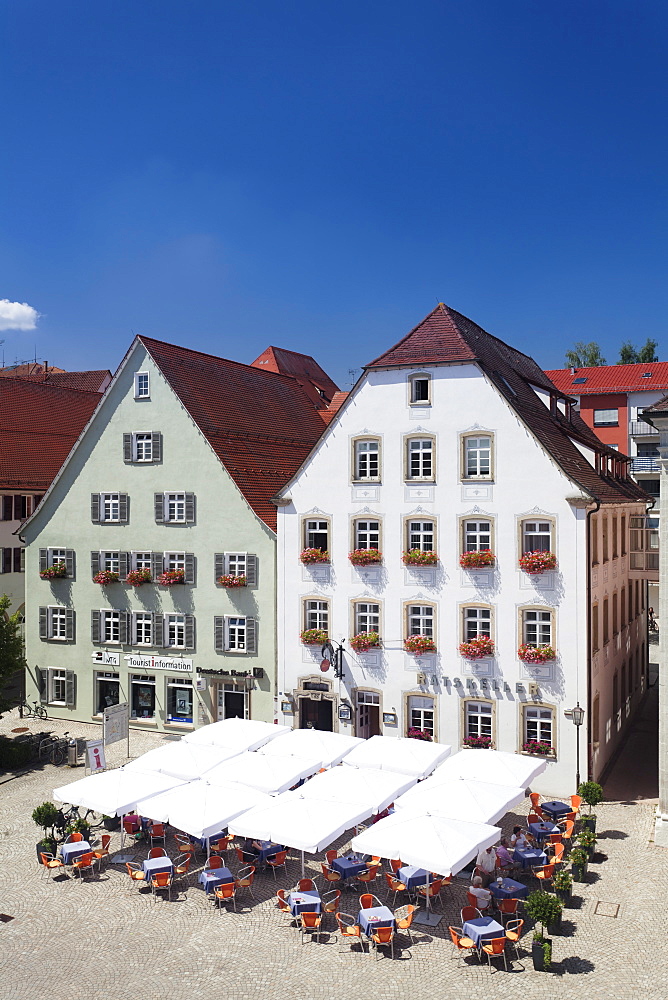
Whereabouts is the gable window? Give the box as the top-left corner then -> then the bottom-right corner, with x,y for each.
466,701 -> 492,740
304,599 -> 329,632
409,375 -> 431,405
124,432 -> 162,464
354,602 -> 380,634
354,439 -> 380,481
407,604 -> 434,638
463,520 -> 491,552
39,606 -> 75,641
594,408 -> 618,426
522,608 -> 553,646
408,695 -> 434,737
408,520 -> 435,552
155,492 -> 195,524
214,616 -> 257,653
91,492 -> 129,524
524,706 -> 554,749
354,519 -> 380,549
463,435 -> 492,479
134,372 -> 150,399
304,519 -> 329,551
522,520 -> 552,553
406,438 -> 434,480
463,606 -> 492,641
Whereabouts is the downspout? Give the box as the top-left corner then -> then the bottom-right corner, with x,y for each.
585,498 -> 601,781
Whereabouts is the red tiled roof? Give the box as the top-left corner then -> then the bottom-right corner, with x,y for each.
545,362 -> 668,395
251,346 -> 340,405
642,394 -> 668,415
0,368 -> 111,392
321,391 -> 349,424
139,337 -> 331,529
0,362 -> 66,376
0,380 -> 101,489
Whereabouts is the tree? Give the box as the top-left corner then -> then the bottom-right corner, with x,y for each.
0,594 -> 26,716
617,338 -> 659,364
638,338 -> 659,363
564,342 -> 606,368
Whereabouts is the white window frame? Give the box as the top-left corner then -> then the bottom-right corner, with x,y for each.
49,668 -> 67,705
593,408 -> 618,426
522,608 -> 554,646
134,372 -> 150,399
524,705 -> 554,748
521,519 -> 553,554
165,614 -> 186,648
354,602 -> 380,634
101,610 -> 121,644
408,695 -> 434,736
165,493 -> 186,523
304,519 -> 329,550
408,374 -> 431,405
407,604 -> 434,638
100,493 -> 122,523
49,607 -> 68,640
100,551 -> 120,574
466,700 -> 493,739
133,432 -> 154,462
131,551 -> 152,571
133,612 -> 153,646
225,616 -> 248,652
463,606 -> 492,641
463,519 -> 491,552
354,518 -> 380,550
225,553 -> 247,576
463,435 -> 492,479
304,599 -> 329,632
407,519 -> 435,552
353,439 -> 380,481
164,551 -> 185,572
406,438 -> 434,480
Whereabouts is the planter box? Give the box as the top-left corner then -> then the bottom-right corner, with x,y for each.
555,887 -> 572,907
531,938 -> 552,972
581,815 -> 597,834
547,912 -> 562,935
572,862 -> 588,882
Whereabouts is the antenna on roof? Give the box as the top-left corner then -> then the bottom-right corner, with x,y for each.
347,368 -> 359,387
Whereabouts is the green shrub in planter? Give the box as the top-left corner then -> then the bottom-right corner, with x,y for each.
531,934 -> 552,971
578,781 -> 602,831
553,869 -> 573,906
576,828 -> 596,856
525,890 -> 563,936
570,847 -> 588,881
32,801 -> 60,861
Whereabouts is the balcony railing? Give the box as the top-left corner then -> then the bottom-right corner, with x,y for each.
630,420 -> 658,436
631,457 -> 660,473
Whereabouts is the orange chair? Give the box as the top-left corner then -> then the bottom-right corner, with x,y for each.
174,855 -> 191,881
151,870 -> 173,901
505,918 -> 525,961
417,878 -> 444,908
497,897 -> 519,924
149,823 -> 166,847
321,863 -> 342,885
235,865 -> 256,900
448,925 -> 478,964
71,851 -> 96,880
389,859 -> 403,874
552,843 -> 565,865
533,862 -> 555,891
209,838 -> 229,857
371,924 -> 394,960
460,905 -> 482,924
481,936 -> 508,972
356,866 -> 379,889
123,818 -> 140,839
125,862 -> 146,890
466,890 -> 490,913
563,811 -> 578,825
214,881 -> 237,912
276,889 -> 292,919
93,834 -> 111,868
300,910 -> 323,944
529,792 -> 542,811
561,819 -> 575,846
527,813 -> 541,825
40,852 -> 65,880
266,850 -> 288,880
148,847 -> 166,859
359,892 -> 383,910
175,834 -> 197,857
67,832 -> 84,843
325,850 -> 337,866
298,877 -> 317,892
236,846 -> 255,866
570,794 -> 582,814
322,889 -> 341,921
394,904 -> 416,944
336,912 -> 367,953
384,871 -> 408,908
205,855 -> 223,870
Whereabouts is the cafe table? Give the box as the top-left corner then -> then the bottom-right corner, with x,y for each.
142,855 -> 174,879
256,841 -> 284,865
60,840 -> 91,864
540,800 -> 570,821
358,905 -> 395,937
512,846 -> 547,870
398,865 -> 429,890
331,854 -> 368,881
288,891 -> 321,917
461,916 -> 505,948
488,877 -> 529,901
199,867 -> 234,895
528,820 -> 560,842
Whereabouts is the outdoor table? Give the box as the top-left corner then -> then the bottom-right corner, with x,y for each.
59,840 -> 91,864
512,846 -> 547,870
142,856 -> 174,879
398,864 -> 429,890
331,854 -> 368,880
257,841 -> 284,864
198,867 -> 234,895
488,877 -> 529,900
528,820 -> 559,842
288,891 -> 321,916
540,800 -> 570,821
462,916 -> 505,948
358,905 -> 395,937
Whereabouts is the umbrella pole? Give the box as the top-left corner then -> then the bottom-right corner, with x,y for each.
425,871 -> 430,912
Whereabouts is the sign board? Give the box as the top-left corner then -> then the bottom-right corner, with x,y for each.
86,739 -> 106,773
103,701 -> 129,747
91,650 -> 120,665
124,654 -> 192,673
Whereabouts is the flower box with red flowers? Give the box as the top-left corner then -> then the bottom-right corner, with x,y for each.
402,549 -> 438,566
518,551 -> 557,574
459,550 -> 495,569
300,628 -> 328,646
403,635 -> 437,656
407,727 -> 433,742
125,569 -> 152,586
39,563 -> 67,580
299,548 -> 330,564
463,735 -> 493,749
349,631 -> 381,654
158,569 -> 186,586
459,636 -> 495,660
93,570 -> 120,585
522,739 -> 553,756
349,549 -> 382,566
517,643 -> 556,663
218,574 -> 247,588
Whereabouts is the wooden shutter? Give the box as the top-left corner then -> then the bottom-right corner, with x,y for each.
91,551 -> 101,578
2,496 -> 13,521
65,550 -> 75,579
91,610 -> 101,643
34,494 -> 43,510
151,432 -> 162,462
245,554 -> 257,587
2,548 -> 11,573
123,433 -> 133,463
15,495 -> 26,520
184,615 -> 195,649
119,612 -> 129,645
36,667 -> 47,703
13,547 -> 22,572
151,552 -> 164,579
39,548 -> 49,572
118,494 -> 129,523
214,554 -> 225,582
184,493 -> 195,524
245,617 -> 257,654
91,494 -> 100,523
39,607 -> 48,640
153,613 -> 164,648
214,617 -> 225,652
65,671 -> 76,708
119,552 -> 129,579
184,553 -> 196,585
65,609 -> 75,641
154,493 -> 165,523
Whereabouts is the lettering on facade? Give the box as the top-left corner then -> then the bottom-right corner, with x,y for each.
91,650 -> 120,665
123,654 -> 192,673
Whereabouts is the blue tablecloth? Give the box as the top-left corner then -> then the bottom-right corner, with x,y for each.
488,877 -> 529,900
257,842 -> 283,864
462,917 -> 505,947
358,905 -> 395,936
398,865 -> 429,890
540,800 -> 570,821
142,856 -> 174,878
512,847 -> 547,870
528,820 -> 560,842
331,855 -> 368,880
198,867 -> 234,895
59,841 -> 91,864
288,891 -> 321,916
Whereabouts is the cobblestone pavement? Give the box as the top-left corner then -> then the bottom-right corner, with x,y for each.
1,708 -> 667,1000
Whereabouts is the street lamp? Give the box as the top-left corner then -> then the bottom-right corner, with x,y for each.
570,702 -> 585,790
321,641 -> 345,679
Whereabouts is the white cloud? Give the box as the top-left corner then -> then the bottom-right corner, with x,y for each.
0,299 -> 40,331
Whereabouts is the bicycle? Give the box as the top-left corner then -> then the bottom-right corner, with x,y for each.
38,731 -> 71,766
20,700 -> 48,720
56,804 -> 106,839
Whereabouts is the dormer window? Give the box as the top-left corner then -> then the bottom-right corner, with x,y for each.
408,374 -> 431,405
134,372 -> 150,398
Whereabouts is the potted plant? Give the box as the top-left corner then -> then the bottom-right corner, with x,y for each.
407,727 -> 433,742
462,735 -> 493,749
518,643 -> 556,664
521,739 -> 553,756
126,568 -> 151,586
531,933 -> 552,972
32,801 -> 60,862
65,816 -> 91,841
459,550 -> 495,569
570,847 -> 589,882
300,628 -> 328,646
102,814 -> 120,831
402,549 -> 438,566
218,574 -> 247,588
39,562 -> 67,580
575,828 -> 596,858
299,548 -> 329,564
93,570 -> 120,585
349,631 -> 380,653
459,636 -> 495,659
578,780 -> 603,832
525,890 -> 562,965
519,551 -> 557,574
403,635 -> 437,655
553,869 -> 573,906
158,569 -> 186,586
348,548 -> 383,566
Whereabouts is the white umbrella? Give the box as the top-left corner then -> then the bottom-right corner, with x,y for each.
343,735 -> 452,778
53,767 -> 187,817
229,790 -> 369,855
257,728 -> 363,767
123,741 -> 241,780
182,717 -> 290,751
432,748 -> 547,788
393,776 -> 525,826
297,765 -> 417,815
204,751 -> 322,795
138,778 -> 272,840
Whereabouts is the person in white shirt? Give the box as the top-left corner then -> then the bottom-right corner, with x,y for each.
474,845 -> 497,885
510,825 -> 533,851
468,875 -> 492,912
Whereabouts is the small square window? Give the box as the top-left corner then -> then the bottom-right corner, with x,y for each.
410,377 -> 430,404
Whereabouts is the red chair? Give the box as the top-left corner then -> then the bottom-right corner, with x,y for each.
71,851 -> 96,880
298,877 -> 317,892
266,850 -> 288,880
321,863 -> 342,885
39,852 -> 65,880
205,855 -> 223,870
214,882 -> 237,912
359,892 -> 382,910
449,925 -> 478,965
148,847 -> 166,859
460,905 -> 482,924
481,936 -> 508,972
389,859 -> 403,873
325,850 -> 337,866
300,910 -> 323,944
149,823 -> 166,847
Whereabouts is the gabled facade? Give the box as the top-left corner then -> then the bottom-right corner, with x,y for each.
21,337 -> 332,734
275,305 -> 651,794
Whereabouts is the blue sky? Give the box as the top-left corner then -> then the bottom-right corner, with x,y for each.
2,1 -> 667,388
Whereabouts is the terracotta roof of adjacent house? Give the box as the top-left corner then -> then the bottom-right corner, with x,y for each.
545,362 -> 668,395
642,394 -> 668,415
367,304 -> 648,505
321,391 -> 350,424
0,380 -> 101,490
0,362 -> 66,376
0,369 -> 111,392
139,337 -> 331,529
251,346 -> 340,403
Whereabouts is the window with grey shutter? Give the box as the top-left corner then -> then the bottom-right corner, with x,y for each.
65,550 -> 75,579
118,494 -> 129,523
214,617 -> 225,651
151,432 -> 162,462
214,554 -> 225,582
154,493 -> 165,523
65,609 -> 75,641
65,671 -> 76,708
91,552 -> 101,578
184,553 -> 196,585
123,433 -> 133,463
91,494 -> 100,523
2,496 -> 13,521
39,549 -> 48,573
245,617 -> 257,654
91,610 -> 101,643
119,552 -> 129,579
245,555 -> 258,587
2,548 -> 11,573
39,607 -> 48,640
153,613 -> 164,647
184,615 -> 195,649
151,552 -> 164,579
184,494 -> 195,524
36,667 -> 47,703
119,612 -> 129,645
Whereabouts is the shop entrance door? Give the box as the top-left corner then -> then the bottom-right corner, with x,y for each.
217,683 -> 247,721
356,691 -> 381,739
299,697 -> 333,731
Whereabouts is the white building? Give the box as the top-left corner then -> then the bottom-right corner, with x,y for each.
275,304 -> 650,795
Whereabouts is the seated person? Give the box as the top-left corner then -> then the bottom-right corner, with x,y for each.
474,844 -> 497,885
469,875 -> 492,912
510,825 -> 533,850
495,838 -> 515,871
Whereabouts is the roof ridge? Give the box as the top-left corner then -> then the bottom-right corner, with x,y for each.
0,377 -> 103,398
